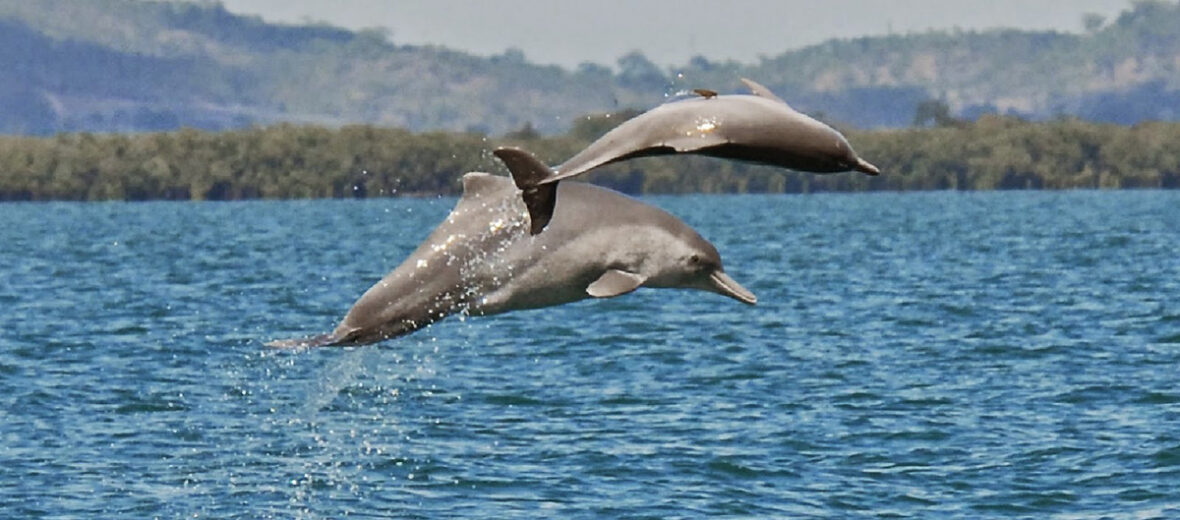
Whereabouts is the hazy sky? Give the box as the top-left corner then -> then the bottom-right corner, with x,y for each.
218,0 -> 1133,68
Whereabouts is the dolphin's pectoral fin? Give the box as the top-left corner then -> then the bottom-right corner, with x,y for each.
740,77 -> 790,107
523,182 -> 557,235
586,269 -> 647,298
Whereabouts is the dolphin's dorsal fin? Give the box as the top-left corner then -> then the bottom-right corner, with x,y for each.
586,269 -> 646,298
740,78 -> 790,107
460,172 -> 504,196
692,88 -> 718,99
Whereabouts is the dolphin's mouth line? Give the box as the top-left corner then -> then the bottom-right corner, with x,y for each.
709,270 -> 757,305
855,157 -> 880,176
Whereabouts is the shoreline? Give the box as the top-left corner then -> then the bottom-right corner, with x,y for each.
1,116 -> 1177,202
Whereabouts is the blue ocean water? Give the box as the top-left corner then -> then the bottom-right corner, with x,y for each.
1,190 -> 1178,518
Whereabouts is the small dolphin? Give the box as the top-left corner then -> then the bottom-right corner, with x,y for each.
493,78 -> 879,234
267,173 -> 755,348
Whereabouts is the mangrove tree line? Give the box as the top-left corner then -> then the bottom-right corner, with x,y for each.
0,114 -> 1177,202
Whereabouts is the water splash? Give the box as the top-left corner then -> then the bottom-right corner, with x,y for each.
299,347 -> 372,420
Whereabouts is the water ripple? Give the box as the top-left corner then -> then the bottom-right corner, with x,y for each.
2,192 -> 1179,517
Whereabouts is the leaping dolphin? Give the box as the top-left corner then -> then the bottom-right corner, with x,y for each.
493,78 -> 880,234
267,173 -> 755,348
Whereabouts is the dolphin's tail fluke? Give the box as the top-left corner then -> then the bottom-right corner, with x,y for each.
519,183 -> 557,235
265,332 -> 343,349
493,146 -> 553,188
492,146 -> 559,235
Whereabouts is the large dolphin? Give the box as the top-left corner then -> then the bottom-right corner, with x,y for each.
267,173 -> 755,348
493,78 -> 880,234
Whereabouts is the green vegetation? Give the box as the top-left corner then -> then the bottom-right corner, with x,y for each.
1,115 -> 1176,202
3,0 -> 1180,135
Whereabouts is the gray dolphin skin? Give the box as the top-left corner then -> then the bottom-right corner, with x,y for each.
267,173 -> 755,348
493,77 -> 879,234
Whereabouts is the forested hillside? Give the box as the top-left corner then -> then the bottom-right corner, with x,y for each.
2,0 -> 1180,136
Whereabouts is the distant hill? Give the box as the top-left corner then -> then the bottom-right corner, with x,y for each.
2,0 -> 1180,136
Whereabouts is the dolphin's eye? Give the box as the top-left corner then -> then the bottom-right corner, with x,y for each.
689,254 -> 712,271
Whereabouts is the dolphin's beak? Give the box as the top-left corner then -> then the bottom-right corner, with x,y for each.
708,270 -> 757,305
854,157 -> 880,176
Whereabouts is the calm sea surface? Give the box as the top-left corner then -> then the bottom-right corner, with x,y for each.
1,190 -> 1178,518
